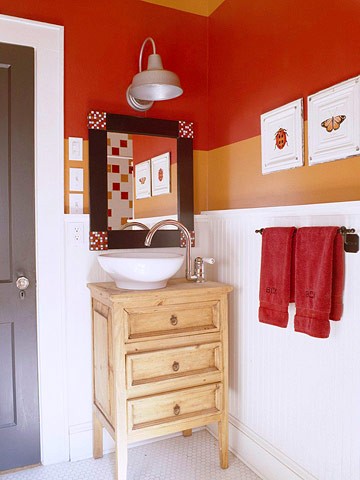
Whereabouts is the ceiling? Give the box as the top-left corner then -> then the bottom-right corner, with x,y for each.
140,0 -> 225,16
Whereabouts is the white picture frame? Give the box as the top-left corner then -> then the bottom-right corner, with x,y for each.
261,98 -> 304,174
151,152 -> 171,196
308,76 -> 360,165
68,137 -> 83,161
135,160 -> 151,199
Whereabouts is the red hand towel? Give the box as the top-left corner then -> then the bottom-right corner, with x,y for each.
294,227 -> 344,338
259,227 -> 296,328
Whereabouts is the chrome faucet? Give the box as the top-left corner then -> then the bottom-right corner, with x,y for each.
144,219 -> 215,282
119,221 -> 148,230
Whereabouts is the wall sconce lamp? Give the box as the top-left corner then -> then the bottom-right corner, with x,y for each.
126,37 -> 183,112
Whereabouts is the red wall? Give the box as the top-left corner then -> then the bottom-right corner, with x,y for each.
209,0 -> 360,149
132,135 -> 177,165
0,0 -> 208,149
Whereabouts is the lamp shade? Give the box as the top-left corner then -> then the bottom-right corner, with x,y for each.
129,53 -> 183,102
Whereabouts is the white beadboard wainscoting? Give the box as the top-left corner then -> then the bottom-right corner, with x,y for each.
64,203 -> 360,480
204,201 -> 360,480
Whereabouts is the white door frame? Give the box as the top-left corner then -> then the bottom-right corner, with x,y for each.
0,15 -> 68,465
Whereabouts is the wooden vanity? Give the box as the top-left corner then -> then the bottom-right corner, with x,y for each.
88,279 -> 232,480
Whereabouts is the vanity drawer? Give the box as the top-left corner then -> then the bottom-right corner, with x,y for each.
126,343 -> 222,394
124,301 -> 220,341
127,383 -> 222,432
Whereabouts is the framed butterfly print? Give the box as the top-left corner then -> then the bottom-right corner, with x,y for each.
151,152 -> 170,196
308,76 -> 360,165
261,98 -> 304,174
135,159 -> 151,199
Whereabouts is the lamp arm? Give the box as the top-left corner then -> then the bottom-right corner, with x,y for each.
139,37 -> 156,72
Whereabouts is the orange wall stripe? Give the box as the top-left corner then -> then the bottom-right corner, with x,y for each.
206,122 -> 360,211
193,150 -> 208,214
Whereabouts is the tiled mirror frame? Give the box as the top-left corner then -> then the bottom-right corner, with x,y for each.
88,112 -> 195,250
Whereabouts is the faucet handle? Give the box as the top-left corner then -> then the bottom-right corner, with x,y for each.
202,257 -> 215,265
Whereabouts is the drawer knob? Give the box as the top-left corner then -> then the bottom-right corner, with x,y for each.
173,404 -> 181,416
172,361 -> 180,372
170,315 -> 178,326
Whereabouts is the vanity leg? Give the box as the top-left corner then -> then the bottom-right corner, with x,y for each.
113,312 -> 128,480
218,417 -> 228,469
93,410 -> 103,459
115,436 -> 128,480
183,429 -> 192,437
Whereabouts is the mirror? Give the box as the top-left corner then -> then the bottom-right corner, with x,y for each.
88,113 -> 194,249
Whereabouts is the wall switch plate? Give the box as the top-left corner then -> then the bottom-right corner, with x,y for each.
69,167 -> 83,191
69,137 -> 83,161
68,222 -> 84,245
69,193 -> 83,214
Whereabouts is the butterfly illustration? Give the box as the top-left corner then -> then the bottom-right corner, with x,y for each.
321,115 -> 346,133
138,177 -> 146,184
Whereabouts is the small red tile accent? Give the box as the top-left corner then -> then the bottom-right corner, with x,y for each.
87,111 -> 107,130
178,121 -> 194,139
120,140 -> 128,147
112,183 -> 120,191
108,209 -> 112,217
180,230 -> 195,247
89,231 -> 108,251
112,164 -> 120,173
112,147 -> 120,156
129,166 -> 133,174
121,192 -> 129,200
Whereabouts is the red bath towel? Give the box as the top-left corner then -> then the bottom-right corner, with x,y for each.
294,227 -> 344,338
259,227 -> 296,328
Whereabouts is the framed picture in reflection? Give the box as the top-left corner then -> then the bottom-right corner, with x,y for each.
151,152 -> 170,196
135,159 -> 151,199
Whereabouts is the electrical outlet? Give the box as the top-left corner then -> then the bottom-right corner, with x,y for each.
69,222 -> 84,245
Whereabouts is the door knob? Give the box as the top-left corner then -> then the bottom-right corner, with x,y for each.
16,276 -> 30,290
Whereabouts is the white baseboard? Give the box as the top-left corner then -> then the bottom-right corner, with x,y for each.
207,417 -> 318,480
69,422 -> 204,462
69,422 -> 115,461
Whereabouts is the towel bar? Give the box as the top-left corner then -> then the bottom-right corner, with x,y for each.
255,226 -> 359,253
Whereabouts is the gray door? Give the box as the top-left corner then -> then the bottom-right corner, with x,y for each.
0,42 -> 40,471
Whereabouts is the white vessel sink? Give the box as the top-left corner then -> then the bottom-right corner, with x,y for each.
98,252 -> 184,290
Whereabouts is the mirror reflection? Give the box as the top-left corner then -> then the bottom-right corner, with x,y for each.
107,133 -> 178,230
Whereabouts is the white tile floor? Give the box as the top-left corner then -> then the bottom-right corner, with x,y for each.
1,431 -> 261,480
